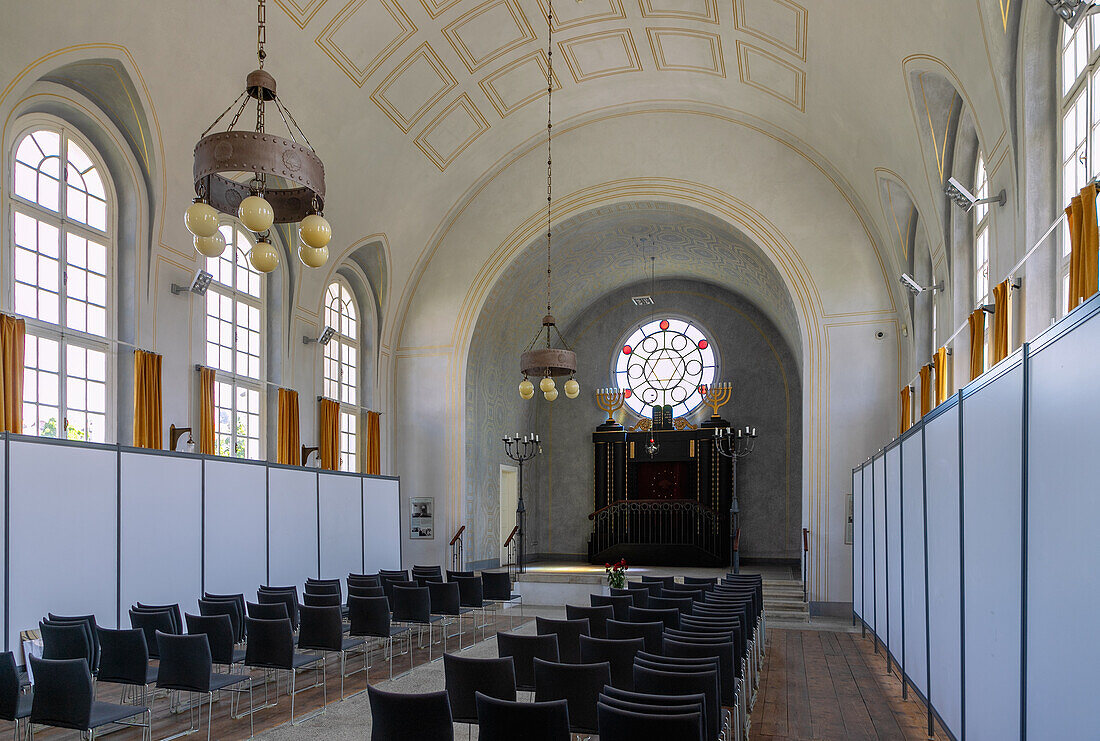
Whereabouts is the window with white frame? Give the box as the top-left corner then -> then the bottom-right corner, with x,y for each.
205,223 -> 263,459
974,154 -> 991,369
1060,16 -> 1100,314
323,280 -> 359,472
10,124 -> 112,442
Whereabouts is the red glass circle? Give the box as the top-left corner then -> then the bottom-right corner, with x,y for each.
623,389 -> 632,398
622,345 -> 632,355
660,319 -> 669,330
698,339 -> 708,349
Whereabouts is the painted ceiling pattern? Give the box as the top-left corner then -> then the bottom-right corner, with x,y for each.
274,0 -> 808,171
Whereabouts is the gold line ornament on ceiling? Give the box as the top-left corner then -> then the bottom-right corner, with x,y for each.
518,0 -> 579,403
184,0 -> 332,273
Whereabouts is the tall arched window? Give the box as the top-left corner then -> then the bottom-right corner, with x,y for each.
205,223 -> 263,459
974,154 -> 991,368
323,280 -> 359,472
10,124 -> 112,441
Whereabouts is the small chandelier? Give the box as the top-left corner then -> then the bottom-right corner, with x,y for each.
184,0 -> 331,273
518,0 -> 578,403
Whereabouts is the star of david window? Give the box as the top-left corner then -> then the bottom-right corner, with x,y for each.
614,318 -> 717,419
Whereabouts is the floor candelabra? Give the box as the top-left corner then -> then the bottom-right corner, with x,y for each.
502,433 -> 541,574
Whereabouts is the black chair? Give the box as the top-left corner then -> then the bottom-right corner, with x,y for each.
442,653 -> 516,729
611,586 -> 649,609
348,596 -> 410,680
0,652 -> 30,740
627,606 -> 680,630
348,573 -> 382,587
592,593 -> 634,621
367,685 -> 453,741
662,585 -> 707,602
599,685 -> 708,738
379,575 -> 411,601
445,570 -> 474,581
257,588 -> 299,630
649,595 -> 695,615
597,701 -> 704,741
640,576 -> 675,586
46,614 -> 99,672
348,584 -> 387,599
298,604 -> 366,698
414,574 -> 444,587
185,613 -> 245,670
378,569 -> 410,580
134,603 -> 183,634
533,658 -> 611,736
412,564 -> 443,578
29,656 -> 150,739
391,586 -> 443,664
481,571 -> 522,628
305,577 -> 341,596
96,628 -> 157,708
198,598 -> 244,644
39,621 -> 93,668
496,632 -> 559,693
303,592 -> 342,608
579,635 -> 644,690
453,576 -> 490,641
156,632 -> 253,740
565,605 -> 614,639
683,577 -> 717,590
475,691 -> 570,741
664,637 -> 742,739
128,608 -> 177,660
606,619 -> 664,653
535,617 -> 590,664
203,592 -> 247,624
246,600 -> 289,622
427,582 -> 473,651
633,663 -> 720,741
243,617 -> 324,724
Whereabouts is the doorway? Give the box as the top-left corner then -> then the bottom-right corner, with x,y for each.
499,465 -> 518,565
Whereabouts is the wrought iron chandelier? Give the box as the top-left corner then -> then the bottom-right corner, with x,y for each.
518,0 -> 579,402
183,0 -> 331,273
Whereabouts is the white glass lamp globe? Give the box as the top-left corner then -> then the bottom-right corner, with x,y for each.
544,388 -> 558,401
184,201 -> 220,238
564,378 -> 580,398
519,379 -> 535,399
194,232 -> 226,258
249,240 -> 280,273
298,244 -> 329,268
238,195 -> 275,233
299,214 -> 332,249
539,376 -> 556,393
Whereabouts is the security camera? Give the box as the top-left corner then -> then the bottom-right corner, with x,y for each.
899,274 -> 944,295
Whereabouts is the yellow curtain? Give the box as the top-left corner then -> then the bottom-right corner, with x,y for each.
992,280 -> 1010,365
366,410 -> 381,475
277,388 -> 300,465
1068,183 -> 1100,312
319,398 -> 340,470
933,347 -> 949,406
198,367 -> 216,455
899,386 -> 912,435
918,364 -> 933,417
967,309 -> 985,382
0,315 -> 25,434
133,350 -> 162,448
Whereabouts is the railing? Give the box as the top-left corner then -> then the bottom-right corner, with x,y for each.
588,499 -> 722,560
503,525 -> 519,581
802,527 -> 810,602
450,525 -> 465,572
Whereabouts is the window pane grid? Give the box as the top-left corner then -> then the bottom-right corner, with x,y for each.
215,380 -> 261,460
340,410 -> 357,472
322,282 -> 359,408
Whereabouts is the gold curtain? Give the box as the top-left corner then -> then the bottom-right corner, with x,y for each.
277,388 -> 300,466
933,347 -> 949,406
992,280 -> 1010,365
1068,183 -> 1100,312
918,364 -> 932,417
319,398 -> 340,470
133,350 -> 162,448
366,410 -> 381,475
0,315 -> 25,433
899,386 -> 912,435
198,367 -> 216,455
967,309 -> 985,382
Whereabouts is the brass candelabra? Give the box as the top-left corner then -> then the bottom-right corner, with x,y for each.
595,387 -> 626,424
698,382 -> 732,420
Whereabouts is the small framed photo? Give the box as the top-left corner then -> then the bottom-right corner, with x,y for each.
845,493 -> 854,545
410,497 -> 434,539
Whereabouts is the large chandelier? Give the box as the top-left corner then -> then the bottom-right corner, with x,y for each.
184,0 -> 331,273
518,0 -> 578,403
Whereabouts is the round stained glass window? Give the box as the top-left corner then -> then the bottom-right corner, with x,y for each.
614,317 -> 717,418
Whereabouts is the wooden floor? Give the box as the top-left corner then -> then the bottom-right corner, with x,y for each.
751,628 -> 945,741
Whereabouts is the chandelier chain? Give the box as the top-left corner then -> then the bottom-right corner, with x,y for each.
257,0 -> 267,69
546,0 -> 553,319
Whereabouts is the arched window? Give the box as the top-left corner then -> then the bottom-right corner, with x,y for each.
205,223 -> 263,459
323,280 -> 359,472
10,124 -> 112,441
974,154 -> 991,368
614,317 -> 717,419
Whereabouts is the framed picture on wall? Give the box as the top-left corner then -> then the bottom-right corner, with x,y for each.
845,493 -> 854,545
411,497 -> 434,539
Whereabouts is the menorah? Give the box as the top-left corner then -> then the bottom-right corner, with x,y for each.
698,382 -> 732,422
502,433 -> 541,573
595,387 -> 626,430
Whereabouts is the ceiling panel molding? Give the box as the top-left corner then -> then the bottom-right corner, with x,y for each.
638,0 -> 720,25
479,50 -> 561,118
442,0 -> 537,73
414,93 -> 492,170
647,28 -> 725,77
733,0 -> 807,61
371,43 -> 458,132
536,0 -> 628,31
418,0 -> 462,19
559,29 -> 644,83
735,40 -> 805,111
316,0 -> 418,87
273,0 -> 330,28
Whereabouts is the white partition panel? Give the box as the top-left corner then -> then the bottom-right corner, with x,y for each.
319,473 -> 364,579
120,452 -> 203,617
204,460 -> 268,595
364,478 -> 401,572
8,441 -> 118,650
268,467 -> 319,586
961,364 -> 1023,741
1027,319 -> 1100,739
900,432 -> 928,697
852,469 -> 863,621
885,445 -> 903,663
861,466 -> 874,630
923,405 -> 962,738
872,455 -> 887,644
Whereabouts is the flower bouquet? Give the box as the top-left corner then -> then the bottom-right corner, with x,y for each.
605,558 -> 628,589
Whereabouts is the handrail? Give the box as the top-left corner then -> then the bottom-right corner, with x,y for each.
803,527 -> 809,552
449,525 -> 465,546
503,525 -> 519,547
588,498 -> 719,520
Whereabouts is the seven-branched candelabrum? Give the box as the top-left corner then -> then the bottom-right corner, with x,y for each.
502,434 -> 541,573
713,425 -> 757,459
